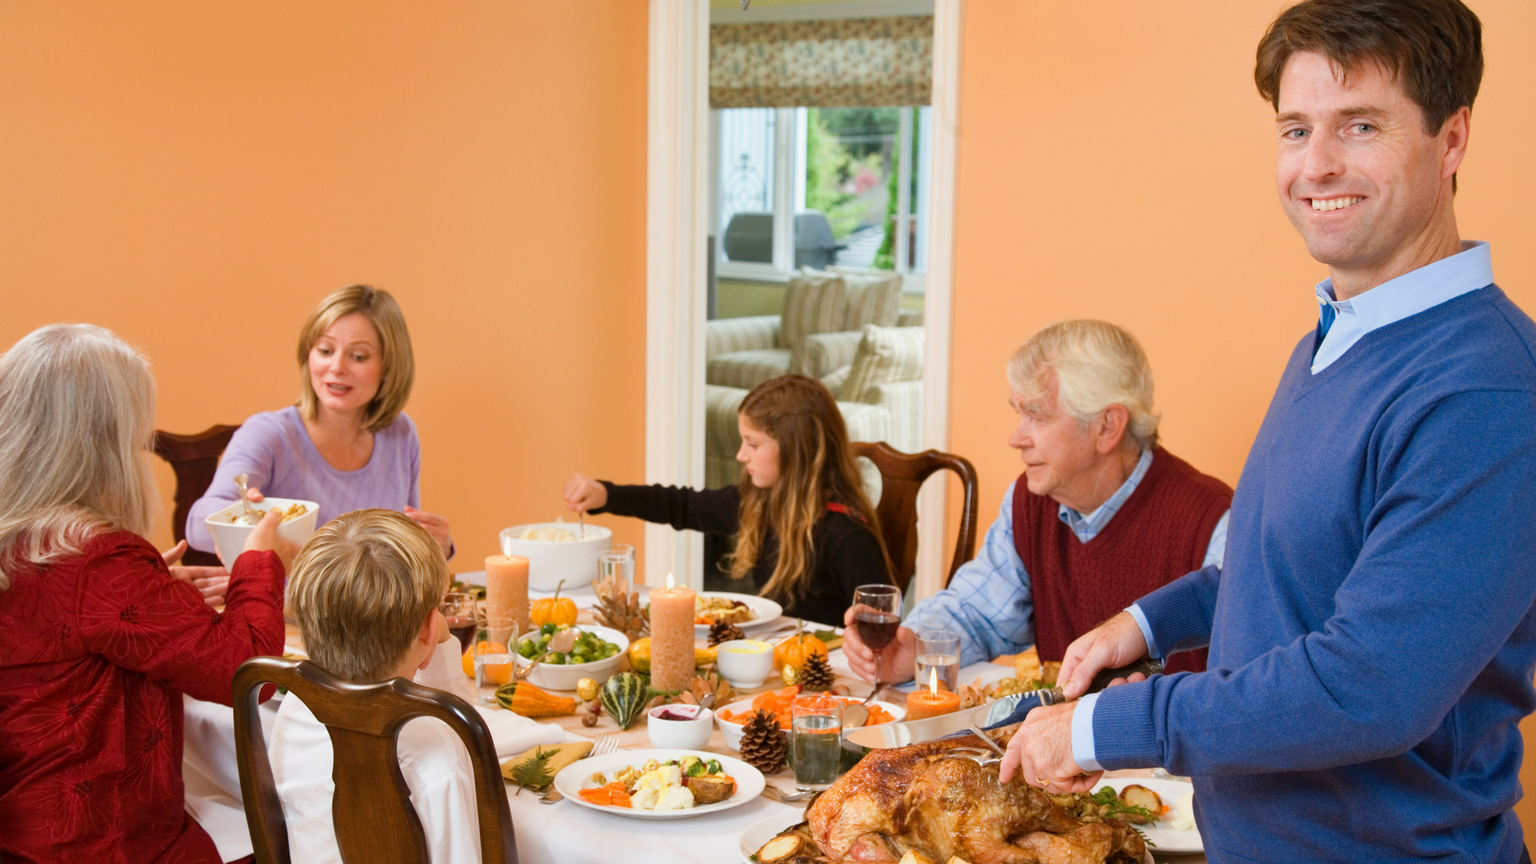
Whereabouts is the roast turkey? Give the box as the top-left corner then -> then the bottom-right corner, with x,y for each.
776,734 -> 1147,864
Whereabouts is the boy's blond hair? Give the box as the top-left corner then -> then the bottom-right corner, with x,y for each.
286,509 -> 449,682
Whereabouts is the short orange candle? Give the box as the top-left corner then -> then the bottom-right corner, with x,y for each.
905,669 -> 961,721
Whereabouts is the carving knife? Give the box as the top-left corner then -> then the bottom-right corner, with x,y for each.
844,658 -> 1164,750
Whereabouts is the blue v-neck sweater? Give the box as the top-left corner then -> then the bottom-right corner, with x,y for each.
1093,286 -> 1536,864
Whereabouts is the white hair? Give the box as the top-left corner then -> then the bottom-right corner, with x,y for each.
1006,319 -> 1160,450
0,324 -> 158,591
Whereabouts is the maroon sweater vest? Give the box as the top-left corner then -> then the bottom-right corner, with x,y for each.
1014,448 -> 1232,675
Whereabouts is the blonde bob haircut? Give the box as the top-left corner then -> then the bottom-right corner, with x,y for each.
286,509 -> 449,682
297,284 -> 415,433
0,324 -> 158,591
1007,320 -> 1161,451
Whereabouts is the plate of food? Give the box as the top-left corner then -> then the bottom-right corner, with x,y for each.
1090,776 -> 1202,854
552,748 -> 765,820
740,811 -> 807,864
692,592 -> 783,637
715,689 -> 905,750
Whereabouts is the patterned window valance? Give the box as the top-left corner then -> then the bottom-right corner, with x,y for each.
710,16 -> 933,108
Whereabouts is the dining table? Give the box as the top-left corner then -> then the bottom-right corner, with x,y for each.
183,576 -> 1207,864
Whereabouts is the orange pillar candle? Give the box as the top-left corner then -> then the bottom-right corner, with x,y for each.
485,555 -> 531,635
648,573 -> 696,692
905,669 -> 962,721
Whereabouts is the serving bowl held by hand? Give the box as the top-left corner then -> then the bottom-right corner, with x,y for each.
646,704 -> 715,750
513,624 -> 629,691
203,498 -> 320,569
499,522 -> 612,592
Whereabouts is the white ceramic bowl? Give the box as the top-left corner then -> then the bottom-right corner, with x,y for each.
513,624 -> 629,691
203,498 -> 320,569
645,704 -> 715,750
499,522 -> 612,592
715,697 -> 907,751
715,639 -> 775,689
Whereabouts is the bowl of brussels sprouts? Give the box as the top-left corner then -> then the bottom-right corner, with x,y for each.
515,623 -> 629,691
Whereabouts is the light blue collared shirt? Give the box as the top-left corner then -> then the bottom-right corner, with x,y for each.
904,449 -> 1228,667
1074,241 -> 1498,773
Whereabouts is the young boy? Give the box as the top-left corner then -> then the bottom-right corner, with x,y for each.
269,509 -> 482,864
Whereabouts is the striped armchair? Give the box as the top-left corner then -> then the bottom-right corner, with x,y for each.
705,269 -> 903,390
704,325 -> 925,489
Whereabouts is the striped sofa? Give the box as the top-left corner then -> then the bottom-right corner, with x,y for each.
704,324 -> 926,489
706,268 -> 910,390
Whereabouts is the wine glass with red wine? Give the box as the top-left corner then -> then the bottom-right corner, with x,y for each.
441,592 -> 478,657
852,584 -> 902,701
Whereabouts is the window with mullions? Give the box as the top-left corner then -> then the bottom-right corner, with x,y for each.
711,105 -> 931,289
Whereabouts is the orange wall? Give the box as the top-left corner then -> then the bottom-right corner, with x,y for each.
0,1 -> 650,567
948,0 -> 1536,829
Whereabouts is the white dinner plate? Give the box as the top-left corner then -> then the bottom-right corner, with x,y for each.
693,592 -> 785,637
1091,776 -> 1202,854
740,810 -> 809,864
553,748 -> 765,820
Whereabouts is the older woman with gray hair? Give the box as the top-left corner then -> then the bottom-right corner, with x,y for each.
0,324 -> 295,864
843,319 -> 1233,682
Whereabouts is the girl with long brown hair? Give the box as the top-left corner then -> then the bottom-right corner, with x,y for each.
563,374 -> 893,624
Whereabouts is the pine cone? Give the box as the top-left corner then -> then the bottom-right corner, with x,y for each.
739,709 -> 787,774
593,585 -> 649,643
708,619 -> 746,646
798,653 -> 835,692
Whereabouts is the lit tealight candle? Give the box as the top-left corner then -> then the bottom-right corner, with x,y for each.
648,573 -> 696,692
905,668 -> 961,721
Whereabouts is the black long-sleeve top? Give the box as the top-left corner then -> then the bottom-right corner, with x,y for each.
594,482 -> 892,627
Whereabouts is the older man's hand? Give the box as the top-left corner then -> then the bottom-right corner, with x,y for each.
999,702 -> 1102,792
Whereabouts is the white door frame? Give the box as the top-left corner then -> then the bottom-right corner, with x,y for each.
645,0 -> 963,596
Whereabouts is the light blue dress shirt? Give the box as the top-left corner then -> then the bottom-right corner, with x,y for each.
904,449 -> 1229,666
1076,241 -> 1499,773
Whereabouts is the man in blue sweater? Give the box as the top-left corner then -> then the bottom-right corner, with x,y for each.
998,2 -> 1536,862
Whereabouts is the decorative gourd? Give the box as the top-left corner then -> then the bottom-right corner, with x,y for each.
495,681 -> 577,718
773,630 -> 828,671
600,671 -> 648,730
627,637 -> 652,673
531,580 -> 579,627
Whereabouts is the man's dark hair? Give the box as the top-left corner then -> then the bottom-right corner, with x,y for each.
1255,0 -> 1483,135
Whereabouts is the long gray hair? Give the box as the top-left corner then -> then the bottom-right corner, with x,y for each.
0,324 -> 158,590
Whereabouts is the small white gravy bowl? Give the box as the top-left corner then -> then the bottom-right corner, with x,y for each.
646,704 -> 715,750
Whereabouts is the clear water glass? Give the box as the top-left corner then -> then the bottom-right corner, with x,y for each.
791,695 -> 844,791
474,621 -> 515,707
914,628 -> 960,692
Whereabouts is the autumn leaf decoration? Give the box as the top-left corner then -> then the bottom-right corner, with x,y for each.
509,748 -> 557,794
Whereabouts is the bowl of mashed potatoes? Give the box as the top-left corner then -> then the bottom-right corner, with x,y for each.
498,520 -> 612,591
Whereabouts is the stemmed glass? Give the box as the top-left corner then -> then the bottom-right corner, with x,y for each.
440,592 -> 478,657
852,584 -> 902,702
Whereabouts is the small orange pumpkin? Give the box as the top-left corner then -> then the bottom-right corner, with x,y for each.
773,629 -> 829,671
531,580 -> 578,628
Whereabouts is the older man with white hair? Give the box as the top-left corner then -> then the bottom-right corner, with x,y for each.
844,319 -> 1232,681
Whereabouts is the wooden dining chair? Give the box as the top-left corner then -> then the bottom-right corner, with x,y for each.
232,656 -> 518,864
152,424 -> 240,567
852,441 -> 980,594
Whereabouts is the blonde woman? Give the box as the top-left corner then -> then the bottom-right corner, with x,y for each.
0,324 -> 294,864
186,284 -> 453,557
564,374 -> 893,625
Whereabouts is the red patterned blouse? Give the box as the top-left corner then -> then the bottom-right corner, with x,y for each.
0,531 -> 285,864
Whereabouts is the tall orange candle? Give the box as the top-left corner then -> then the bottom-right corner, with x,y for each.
905,669 -> 961,721
485,554 -> 530,635
648,573 -> 696,692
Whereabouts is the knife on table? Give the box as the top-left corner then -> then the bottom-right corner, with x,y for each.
844,658 -> 1164,750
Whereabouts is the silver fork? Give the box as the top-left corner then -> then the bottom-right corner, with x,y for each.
539,734 -> 621,804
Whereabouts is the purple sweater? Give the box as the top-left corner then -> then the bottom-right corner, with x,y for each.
186,406 -> 421,554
